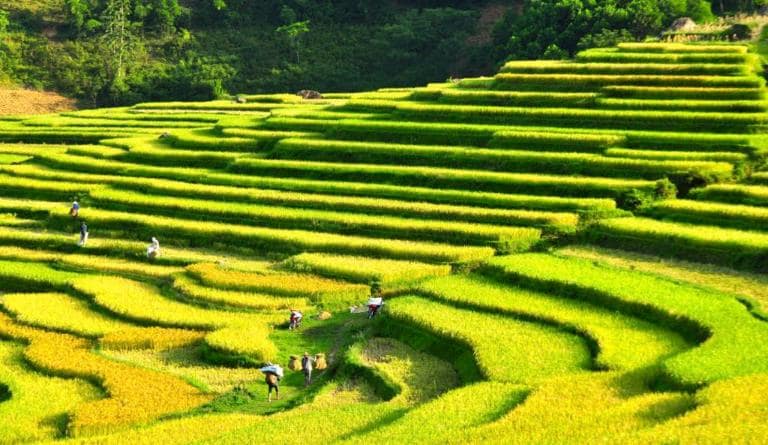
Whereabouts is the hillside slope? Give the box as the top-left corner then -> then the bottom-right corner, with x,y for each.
0,42 -> 767,443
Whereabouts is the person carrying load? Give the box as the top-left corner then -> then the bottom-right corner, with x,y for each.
260,363 -> 284,402
289,309 -> 303,330
367,281 -> 383,320
146,237 -> 160,259
301,352 -> 315,387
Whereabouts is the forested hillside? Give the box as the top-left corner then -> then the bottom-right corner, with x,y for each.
0,0 -> 759,106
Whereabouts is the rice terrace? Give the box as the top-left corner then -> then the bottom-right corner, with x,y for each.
2,3 -> 768,445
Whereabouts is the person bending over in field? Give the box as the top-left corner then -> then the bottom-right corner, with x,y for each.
289,309 -> 303,330
146,237 -> 161,259
78,221 -> 88,247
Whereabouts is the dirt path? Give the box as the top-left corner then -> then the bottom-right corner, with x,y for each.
0,88 -> 77,116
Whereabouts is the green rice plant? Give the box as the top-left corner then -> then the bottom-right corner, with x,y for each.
0,174 -> 94,201
419,274 -> 690,371
451,370 -> 693,444
500,61 -> 751,76
161,129 -> 271,152
220,128 -> 320,140
196,396 -> 399,445
596,98 -> 768,113
557,245 -> 768,320
387,295 -> 591,383
228,158 -> 657,198
0,154 -> 30,164
604,148 -> 747,163
2,292 -> 134,337
282,253 -> 451,284
0,259 -> 78,292
99,327 -> 206,351
3,162 -> 619,213
51,206 -> 498,263
353,337 -> 459,404
339,382 -> 529,445
391,102 -> 767,133
576,48 -> 754,64
456,77 -> 496,89
21,248 -> 181,278
493,74 -> 764,92
71,275 -> 279,362
616,373 -> 768,443
0,224 -> 266,268
616,43 -> 749,53
0,128 -> 148,144
267,117 -> 501,146
21,116 -> 211,129
117,143 -> 243,168
186,262 -> 369,300
588,216 -> 768,271
489,131 -> 624,152
436,89 -> 598,107
89,187 -> 544,248
66,145 -> 126,159
61,109 -> 223,123
645,199 -> 768,231
271,138 -> 735,182
0,341 -> 100,443
107,175 -> 581,228
0,143 -> 68,156
133,100 -> 303,111
50,413 -> 263,444
100,347 -> 264,392
689,184 -> 768,206
172,274 -> 309,310
482,253 -> 768,387
0,312 -> 213,436
601,85 -> 765,100
750,171 -> 768,185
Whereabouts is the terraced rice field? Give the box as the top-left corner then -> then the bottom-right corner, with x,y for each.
1,42 -> 767,443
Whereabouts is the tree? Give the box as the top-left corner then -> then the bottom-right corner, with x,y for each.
101,0 -> 136,90
276,20 -> 310,64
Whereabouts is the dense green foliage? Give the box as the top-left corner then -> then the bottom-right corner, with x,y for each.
492,0 -> 716,61
1,0 -> 757,105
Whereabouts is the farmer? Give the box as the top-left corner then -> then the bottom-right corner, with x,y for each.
146,237 -> 160,259
78,221 -> 88,247
266,371 -> 279,402
70,200 -> 80,218
289,309 -> 303,330
301,352 -> 315,387
367,282 -> 383,319
260,363 -> 283,402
